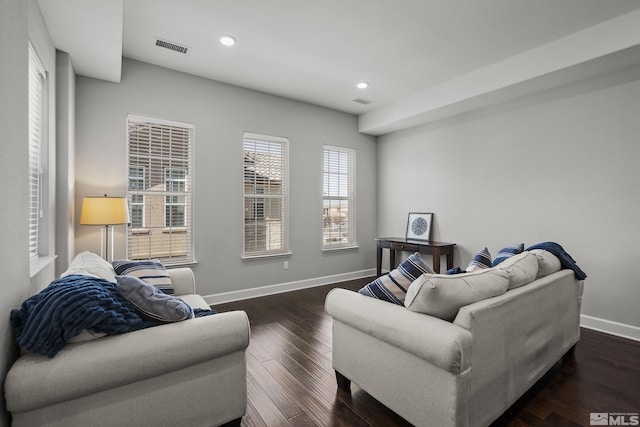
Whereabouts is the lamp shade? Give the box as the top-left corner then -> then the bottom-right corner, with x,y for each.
80,196 -> 131,225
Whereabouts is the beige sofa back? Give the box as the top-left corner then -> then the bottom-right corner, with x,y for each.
453,269 -> 583,427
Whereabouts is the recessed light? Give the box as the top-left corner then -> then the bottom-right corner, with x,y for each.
356,82 -> 369,89
219,35 -> 236,47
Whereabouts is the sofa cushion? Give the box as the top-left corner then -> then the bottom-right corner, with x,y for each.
359,252 -> 434,305
112,259 -> 173,294
61,251 -> 117,283
492,243 -> 525,266
529,249 -> 562,278
404,269 -> 510,321
116,275 -> 193,322
466,247 -> 492,272
495,251 -> 539,289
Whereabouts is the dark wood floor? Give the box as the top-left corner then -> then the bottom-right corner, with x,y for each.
213,277 -> 640,427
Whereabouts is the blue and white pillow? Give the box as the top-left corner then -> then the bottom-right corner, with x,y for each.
112,259 -> 173,295
466,247 -> 492,272
492,243 -> 525,266
359,252 -> 434,305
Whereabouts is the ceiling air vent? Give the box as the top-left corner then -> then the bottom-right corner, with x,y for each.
353,97 -> 373,105
155,38 -> 189,54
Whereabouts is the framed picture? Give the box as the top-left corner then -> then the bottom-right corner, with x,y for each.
406,212 -> 433,241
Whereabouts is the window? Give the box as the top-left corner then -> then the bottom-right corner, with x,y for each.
28,42 -> 47,260
126,115 -> 194,265
323,145 -> 356,249
243,132 -> 289,257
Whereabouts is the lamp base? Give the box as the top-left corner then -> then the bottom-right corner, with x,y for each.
100,225 -> 115,262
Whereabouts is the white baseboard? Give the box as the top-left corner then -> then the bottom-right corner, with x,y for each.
205,277 -> 639,343
581,314 -> 640,342
203,268 -> 376,306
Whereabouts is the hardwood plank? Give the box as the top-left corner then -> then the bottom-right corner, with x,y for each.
286,412 -> 318,427
213,279 -> 640,427
241,401 -> 268,427
245,370 -> 292,426
246,351 -> 303,420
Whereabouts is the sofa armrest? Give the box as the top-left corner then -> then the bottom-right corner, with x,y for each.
168,267 -> 196,295
325,288 -> 472,374
5,310 -> 250,413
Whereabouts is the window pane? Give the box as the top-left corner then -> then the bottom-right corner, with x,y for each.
131,205 -> 144,228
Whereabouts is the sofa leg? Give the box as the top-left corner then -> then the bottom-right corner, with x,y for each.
561,343 -> 578,364
336,370 -> 351,391
220,417 -> 242,427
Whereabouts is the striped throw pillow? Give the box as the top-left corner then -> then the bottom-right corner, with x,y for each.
359,252 -> 434,305
466,247 -> 492,272
492,243 -> 525,266
112,259 -> 174,295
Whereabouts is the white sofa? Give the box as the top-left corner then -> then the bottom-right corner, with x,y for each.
325,251 -> 584,427
5,264 -> 250,427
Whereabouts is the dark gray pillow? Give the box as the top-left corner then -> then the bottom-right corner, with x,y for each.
116,275 -> 193,322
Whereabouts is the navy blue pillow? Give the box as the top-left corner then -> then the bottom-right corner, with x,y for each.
466,247 -> 492,272
112,259 -> 173,295
492,243 -> 525,266
359,252 -> 434,305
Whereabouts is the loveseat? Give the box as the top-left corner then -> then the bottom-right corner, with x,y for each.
325,248 -> 584,427
5,252 -> 250,427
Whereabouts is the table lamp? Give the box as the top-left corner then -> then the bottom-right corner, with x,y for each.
80,195 -> 130,261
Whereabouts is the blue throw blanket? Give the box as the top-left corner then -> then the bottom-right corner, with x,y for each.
11,275 -> 215,357
525,241 -> 587,280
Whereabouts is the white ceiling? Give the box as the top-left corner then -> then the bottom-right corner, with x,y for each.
39,0 -> 640,134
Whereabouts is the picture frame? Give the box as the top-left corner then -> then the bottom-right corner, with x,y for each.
406,212 -> 433,241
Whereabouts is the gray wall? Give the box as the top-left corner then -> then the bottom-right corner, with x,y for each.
0,0 -> 59,424
75,59 -> 377,299
55,51 -> 76,276
0,2 -> 29,424
377,66 -> 640,336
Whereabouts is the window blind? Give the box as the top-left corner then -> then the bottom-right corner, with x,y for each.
323,145 -> 356,249
126,115 -> 194,265
243,132 -> 289,257
28,43 -> 46,259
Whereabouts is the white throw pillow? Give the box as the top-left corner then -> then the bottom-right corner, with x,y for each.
496,251 -> 539,289
404,269 -> 510,321
60,251 -> 117,283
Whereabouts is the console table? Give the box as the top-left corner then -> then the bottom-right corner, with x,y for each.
376,238 -> 456,275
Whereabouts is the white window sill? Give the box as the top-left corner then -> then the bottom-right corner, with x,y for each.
165,260 -> 198,268
30,254 -> 57,278
322,245 -> 359,252
242,252 -> 293,260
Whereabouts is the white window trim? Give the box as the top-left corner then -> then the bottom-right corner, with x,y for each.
28,40 -> 55,276
242,132 -> 290,259
322,145 -> 357,251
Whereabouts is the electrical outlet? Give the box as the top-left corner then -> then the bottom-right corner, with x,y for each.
283,261 -> 289,270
